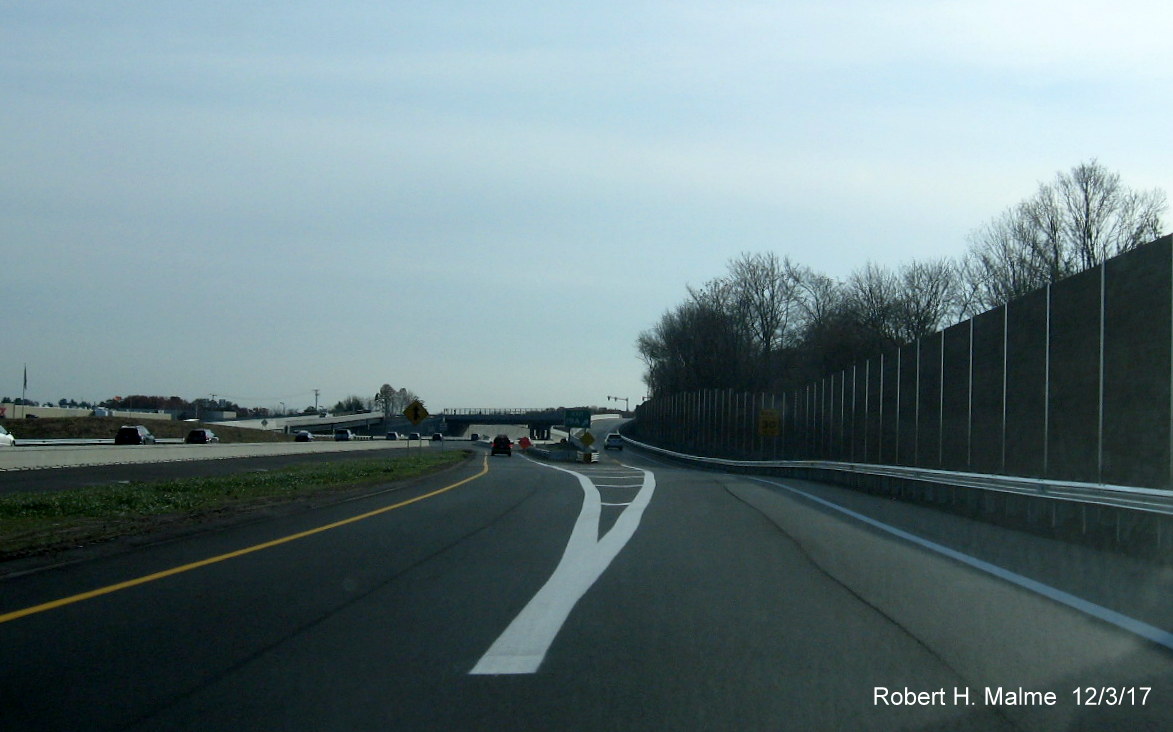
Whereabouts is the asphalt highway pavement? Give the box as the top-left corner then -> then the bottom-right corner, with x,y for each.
2,425 -> 1171,730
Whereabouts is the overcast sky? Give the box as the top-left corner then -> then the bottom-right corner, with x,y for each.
4,1 -> 1172,412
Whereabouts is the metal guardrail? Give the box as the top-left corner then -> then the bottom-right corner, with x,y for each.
620,435 -> 1173,518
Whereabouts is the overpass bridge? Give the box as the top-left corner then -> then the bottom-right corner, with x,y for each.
436,408 -> 571,439
223,408 -> 585,440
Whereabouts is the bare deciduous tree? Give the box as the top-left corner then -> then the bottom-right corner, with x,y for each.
726,251 -> 804,359
1058,160 -> 1165,268
846,262 -> 902,347
895,259 -> 960,343
374,384 -> 419,420
963,160 -> 1166,313
637,280 -> 754,395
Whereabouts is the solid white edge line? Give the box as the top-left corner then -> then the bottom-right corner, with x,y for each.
748,476 -> 1173,652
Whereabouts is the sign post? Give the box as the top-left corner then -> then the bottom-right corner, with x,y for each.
403,400 -> 429,449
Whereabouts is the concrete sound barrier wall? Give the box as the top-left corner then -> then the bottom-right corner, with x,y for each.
637,234 -> 1173,491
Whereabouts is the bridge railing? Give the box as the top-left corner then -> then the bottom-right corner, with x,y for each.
439,408 -> 563,416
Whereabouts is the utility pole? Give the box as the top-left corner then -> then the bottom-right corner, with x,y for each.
314,389 -> 320,414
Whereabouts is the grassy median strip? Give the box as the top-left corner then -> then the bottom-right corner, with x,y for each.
0,450 -> 469,558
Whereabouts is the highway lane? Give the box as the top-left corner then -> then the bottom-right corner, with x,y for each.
1,433 -> 1171,730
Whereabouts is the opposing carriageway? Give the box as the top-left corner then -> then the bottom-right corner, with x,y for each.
0,439 -> 429,472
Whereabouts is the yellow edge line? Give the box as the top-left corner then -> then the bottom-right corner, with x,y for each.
0,454 -> 490,625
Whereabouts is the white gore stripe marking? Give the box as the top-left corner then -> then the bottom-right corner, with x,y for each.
470,462 -> 656,675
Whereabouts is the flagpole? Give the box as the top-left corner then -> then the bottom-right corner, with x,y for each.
21,363 -> 27,419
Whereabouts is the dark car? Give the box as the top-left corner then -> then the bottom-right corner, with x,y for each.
431,433 -> 444,442
334,429 -> 354,441
294,430 -> 314,442
184,428 -> 219,444
491,434 -> 512,456
386,431 -> 401,440
114,425 -> 156,445
604,432 -> 623,450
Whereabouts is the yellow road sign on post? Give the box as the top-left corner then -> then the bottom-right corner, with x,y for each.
580,430 -> 596,447
403,400 -> 429,426
758,409 -> 780,437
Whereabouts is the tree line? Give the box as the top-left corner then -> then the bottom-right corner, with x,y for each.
334,384 -> 421,417
4,384 -> 428,420
638,160 -> 1166,397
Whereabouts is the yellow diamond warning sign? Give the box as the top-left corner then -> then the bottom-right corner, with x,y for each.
403,400 -> 429,425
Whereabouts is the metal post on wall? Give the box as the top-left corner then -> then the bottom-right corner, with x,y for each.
726,388 -> 733,457
754,392 -> 761,458
895,347 -> 902,465
814,378 -> 821,459
863,359 -> 870,463
781,391 -> 788,460
1045,283 -> 1052,478
830,373 -> 836,459
685,391 -> 694,448
702,390 -> 707,451
817,379 -> 823,458
736,391 -> 746,455
914,339 -> 921,467
712,388 -> 719,454
746,391 -> 753,456
707,389 -> 714,455
689,391 -> 696,450
1002,302 -> 1009,473
852,363 -> 859,464
840,369 -> 847,462
717,389 -> 724,456
829,374 -> 835,460
811,382 -> 817,458
761,392 -> 768,458
710,389 -> 717,455
772,392 -> 779,460
1098,262 -> 1106,484
939,330 -> 945,467
878,352 -> 885,464
804,384 -> 809,459
706,389 -> 714,454
829,374 -> 836,459
968,318 -> 974,468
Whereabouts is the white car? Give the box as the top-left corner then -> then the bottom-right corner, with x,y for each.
0,423 -> 14,447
